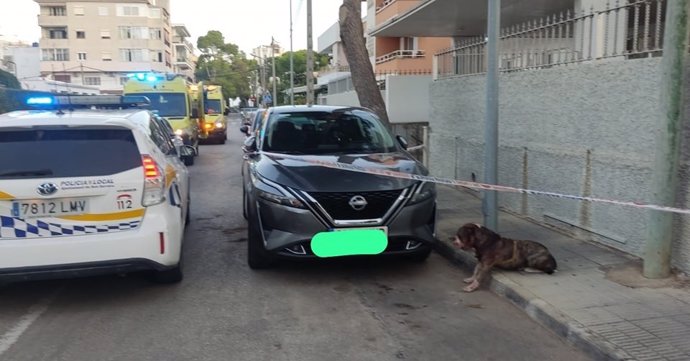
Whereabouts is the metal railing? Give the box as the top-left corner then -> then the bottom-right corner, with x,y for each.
376,49 -> 426,64
376,0 -> 396,13
435,0 -> 666,78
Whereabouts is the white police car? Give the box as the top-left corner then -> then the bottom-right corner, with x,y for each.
0,96 -> 192,283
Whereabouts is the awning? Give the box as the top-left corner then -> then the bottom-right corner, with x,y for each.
370,0 -> 573,38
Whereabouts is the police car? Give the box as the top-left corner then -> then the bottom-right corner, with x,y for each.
0,95 -> 193,283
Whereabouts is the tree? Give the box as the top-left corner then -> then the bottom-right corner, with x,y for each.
339,0 -> 390,128
270,50 -> 330,105
0,69 -> 21,89
195,31 -> 254,101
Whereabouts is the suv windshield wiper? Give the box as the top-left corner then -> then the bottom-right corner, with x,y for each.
0,169 -> 54,177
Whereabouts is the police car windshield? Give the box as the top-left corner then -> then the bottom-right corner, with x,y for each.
138,93 -> 187,118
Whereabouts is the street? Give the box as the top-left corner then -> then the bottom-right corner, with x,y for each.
0,117 -> 590,361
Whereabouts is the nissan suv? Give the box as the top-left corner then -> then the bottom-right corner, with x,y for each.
241,105 -> 436,269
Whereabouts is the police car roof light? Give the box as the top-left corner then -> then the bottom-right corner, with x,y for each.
26,97 -> 55,105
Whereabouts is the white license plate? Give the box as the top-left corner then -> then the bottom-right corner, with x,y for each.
332,226 -> 388,236
11,199 -> 89,218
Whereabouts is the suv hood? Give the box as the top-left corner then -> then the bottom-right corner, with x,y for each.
256,152 -> 427,193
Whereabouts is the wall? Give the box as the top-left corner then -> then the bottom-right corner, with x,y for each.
385,75 -> 431,123
427,57 -> 690,272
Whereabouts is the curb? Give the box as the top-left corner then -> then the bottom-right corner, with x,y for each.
433,239 -> 634,361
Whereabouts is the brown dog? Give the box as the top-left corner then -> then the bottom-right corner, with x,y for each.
453,223 -> 557,292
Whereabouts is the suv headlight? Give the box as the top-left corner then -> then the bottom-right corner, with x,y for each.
255,178 -> 306,209
408,182 -> 436,205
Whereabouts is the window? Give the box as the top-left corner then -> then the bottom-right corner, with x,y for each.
98,6 -> 108,16
151,50 -> 163,62
47,28 -> 68,39
119,5 -> 140,16
101,30 -> 111,39
53,74 -> 71,83
47,6 -> 66,16
41,48 -> 70,61
76,31 -> 85,39
77,52 -> 87,60
101,52 -> 112,61
74,6 -> 84,15
119,26 -> 149,40
149,28 -> 162,40
0,128 -> 141,179
83,76 -> 101,86
149,8 -> 161,18
401,37 -> 417,51
120,48 -> 148,62
149,117 -> 175,155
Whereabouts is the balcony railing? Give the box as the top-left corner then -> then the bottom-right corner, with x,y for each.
435,0 -> 666,79
376,0 -> 396,13
376,49 -> 426,64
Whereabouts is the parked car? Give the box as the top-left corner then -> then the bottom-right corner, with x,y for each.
0,95 -> 193,283
241,105 -> 436,269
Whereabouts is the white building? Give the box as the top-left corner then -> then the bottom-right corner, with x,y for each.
35,0 -> 174,94
172,24 -> 196,82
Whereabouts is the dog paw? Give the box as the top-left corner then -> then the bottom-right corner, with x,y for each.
463,280 -> 480,292
463,277 -> 475,284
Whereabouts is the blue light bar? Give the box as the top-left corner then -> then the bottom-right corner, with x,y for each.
26,97 -> 54,105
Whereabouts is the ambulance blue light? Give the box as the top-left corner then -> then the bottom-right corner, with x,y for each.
26,97 -> 54,105
136,73 -> 146,81
146,74 -> 158,82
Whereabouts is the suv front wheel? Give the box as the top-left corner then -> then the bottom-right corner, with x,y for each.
247,211 -> 274,269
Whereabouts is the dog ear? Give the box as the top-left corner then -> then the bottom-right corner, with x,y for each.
474,226 -> 500,247
457,224 -> 477,246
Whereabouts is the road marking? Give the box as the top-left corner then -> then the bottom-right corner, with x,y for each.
0,290 -> 59,356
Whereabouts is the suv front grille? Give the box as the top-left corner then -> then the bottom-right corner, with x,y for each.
307,190 -> 403,221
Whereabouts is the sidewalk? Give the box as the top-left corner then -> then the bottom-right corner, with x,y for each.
433,185 -> 690,361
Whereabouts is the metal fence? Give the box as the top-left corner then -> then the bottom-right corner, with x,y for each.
435,0 -> 666,78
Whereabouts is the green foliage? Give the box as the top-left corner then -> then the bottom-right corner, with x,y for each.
269,50 -> 330,105
195,30 -> 253,101
0,69 -> 21,89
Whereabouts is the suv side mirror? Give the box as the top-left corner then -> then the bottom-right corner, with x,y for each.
242,136 -> 257,153
396,135 -> 408,150
240,125 -> 249,135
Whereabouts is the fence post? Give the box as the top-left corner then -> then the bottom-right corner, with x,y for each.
422,125 -> 429,167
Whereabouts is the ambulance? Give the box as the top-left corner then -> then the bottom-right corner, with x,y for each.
123,73 -> 200,166
199,84 -> 228,144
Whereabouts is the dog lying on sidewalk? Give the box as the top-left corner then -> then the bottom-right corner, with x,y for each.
453,223 -> 557,292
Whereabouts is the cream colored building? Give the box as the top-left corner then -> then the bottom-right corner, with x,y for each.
171,24 -> 196,82
36,0 -> 174,94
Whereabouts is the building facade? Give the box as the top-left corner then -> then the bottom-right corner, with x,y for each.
172,24 -> 196,82
35,0 -> 173,94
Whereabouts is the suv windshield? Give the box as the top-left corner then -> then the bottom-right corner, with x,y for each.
261,110 -> 397,154
0,127 -> 141,179
137,93 -> 187,117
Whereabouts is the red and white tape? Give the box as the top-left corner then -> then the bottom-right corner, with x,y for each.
263,152 -> 690,215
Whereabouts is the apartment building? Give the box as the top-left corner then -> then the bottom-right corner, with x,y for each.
35,0 -> 173,94
172,24 -> 196,82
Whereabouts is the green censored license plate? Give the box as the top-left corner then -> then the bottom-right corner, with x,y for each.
311,228 -> 388,258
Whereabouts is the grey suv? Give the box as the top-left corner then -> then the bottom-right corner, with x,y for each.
241,106 -> 436,269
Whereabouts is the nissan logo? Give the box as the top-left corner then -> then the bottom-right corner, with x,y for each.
37,183 -> 58,196
348,195 -> 368,211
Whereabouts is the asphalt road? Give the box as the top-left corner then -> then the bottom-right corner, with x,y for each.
0,117 -> 590,361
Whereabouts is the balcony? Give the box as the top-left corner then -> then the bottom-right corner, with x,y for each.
376,49 -> 425,64
376,0 -> 419,25
37,15 -> 68,27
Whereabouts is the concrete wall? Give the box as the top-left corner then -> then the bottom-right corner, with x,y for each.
427,57 -> 690,272
386,75 -> 432,123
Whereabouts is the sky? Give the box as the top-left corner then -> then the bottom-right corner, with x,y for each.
0,0 -> 363,54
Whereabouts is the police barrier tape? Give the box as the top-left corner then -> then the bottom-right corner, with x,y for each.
262,152 -> 690,215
